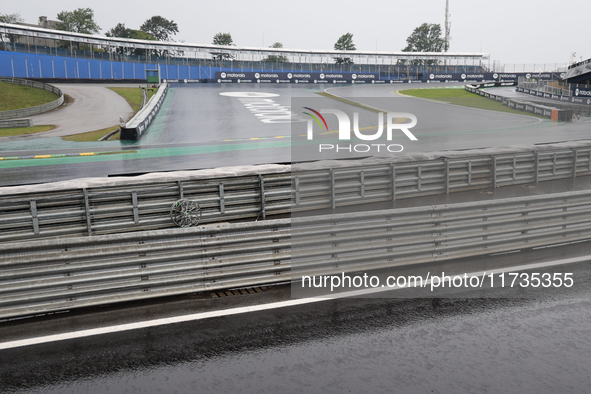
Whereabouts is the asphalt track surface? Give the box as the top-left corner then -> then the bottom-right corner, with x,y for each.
9,84 -> 134,138
2,82 -> 591,186
2,233 -> 591,393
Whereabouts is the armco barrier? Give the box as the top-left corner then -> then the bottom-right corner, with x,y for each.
1,188 -> 591,319
120,83 -> 168,140
0,119 -> 33,128
516,86 -> 591,107
0,77 -> 63,119
2,141 -> 591,244
465,84 -> 572,121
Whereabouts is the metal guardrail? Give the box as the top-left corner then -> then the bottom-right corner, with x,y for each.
0,119 -> 33,128
1,188 -> 591,319
2,143 -> 591,244
465,84 -> 573,121
0,77 -> 64,120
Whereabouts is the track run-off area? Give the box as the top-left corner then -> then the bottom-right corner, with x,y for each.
2,82 -> 590,186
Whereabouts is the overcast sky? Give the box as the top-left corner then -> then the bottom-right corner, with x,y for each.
4,0 -> 589,68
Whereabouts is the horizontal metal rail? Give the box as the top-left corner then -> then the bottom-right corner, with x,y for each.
1,188 -> 591,319
2,143 -> 591,244
0,119 -> 33,128
0,77 -> 64,120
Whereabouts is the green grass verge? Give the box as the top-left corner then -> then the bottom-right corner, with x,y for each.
399,88 -> 546,118
0,81 -> 60,111
61,125 -> 120,142
0,125 -> 56,137
107,87 -> 156,112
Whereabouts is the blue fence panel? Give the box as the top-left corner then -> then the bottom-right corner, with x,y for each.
12,54 -> 27,78
100,61 -> 111,79
65,58 -> 77,79
0,52 -> 14,77
76,58 -> 89,79
88,59 -> 100,79
39,56 -> 53,78
53,58 -> 66,78
123,62 -> 134,79
111,61 -> 121,79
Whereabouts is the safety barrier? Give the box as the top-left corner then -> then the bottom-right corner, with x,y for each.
465,84 -> 573,121
1,188 -> 591,319
120,83 -> 168,140
0,119 -> 33,128
2,142 -> 591,244
0,77 -> 63,119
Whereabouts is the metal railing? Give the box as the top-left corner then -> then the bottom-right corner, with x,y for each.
2,142 -> 591,244
1,188 -> 591,319
0,77 -> 64,119
0,119 -> 33,128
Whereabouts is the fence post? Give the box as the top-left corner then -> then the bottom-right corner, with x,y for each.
390,163 -> 396,201
573,149 -> 578,178
534,151 -> 539,183
445,159 -> 450,194
259,175 -> 266,220
492,155 -> 497,189
83,188 -> 92,236
330,168 -> 336,210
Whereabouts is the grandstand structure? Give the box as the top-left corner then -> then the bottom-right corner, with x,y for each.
0,22 -> 490,81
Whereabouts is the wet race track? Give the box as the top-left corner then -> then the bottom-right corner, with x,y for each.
2,82 -> 591,392
1,82 -> 591,186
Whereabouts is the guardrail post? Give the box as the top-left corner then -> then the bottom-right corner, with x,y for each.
492,155 -> 497,189
360,171 -> 365,198
295,177 -> 300,206
553,153 -> 557,176
390,163 -> 396,201
417,166 -> 422,192
178,181 -> 184,199
219,183 -> 225,214
573,149 -> 578,178
83,188 -> 92,236
330,168 -> 336,210
445,159 -> 450,194
132,192 -> 139,225
259,175 -> 266,220
512,157 -> 517,180
30,200 -> 40,236
468,161 -> 472,186
534,151 -> 539,183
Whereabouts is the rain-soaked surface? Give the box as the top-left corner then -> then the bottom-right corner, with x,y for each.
2,82 -> 591,186
2,266 -> 591,394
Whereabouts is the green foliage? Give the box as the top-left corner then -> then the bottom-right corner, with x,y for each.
0,12 -> 24,23
0,12 -> 24,43
401,23 -> 445,65
106,23 -> 156,55
140,16 -> 178,42
263,42 -> 288,63
55,8 -> 101,34
212,32 -> 234,60
334,33 -> 356,65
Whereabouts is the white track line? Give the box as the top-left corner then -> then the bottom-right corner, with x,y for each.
0,255 -> 588,350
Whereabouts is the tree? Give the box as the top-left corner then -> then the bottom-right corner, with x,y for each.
263,42 -> 288,63
0,12 -> 24,24
55,8 -> 101,34
106,23 -> 155,55
0,12 -> 24,43
334,33 -> 356,65
401,23 -> 445,65
211,32 -> 234,60
140,16 -> 178,42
